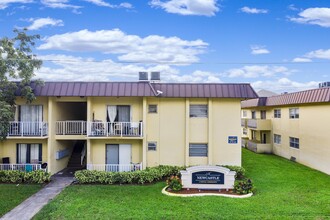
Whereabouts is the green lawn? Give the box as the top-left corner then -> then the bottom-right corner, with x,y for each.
0,184 -> 42,217
34,149 -> 330,219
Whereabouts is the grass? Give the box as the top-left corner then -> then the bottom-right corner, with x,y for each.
0,184 -> 42,217
34,149 -> 330,219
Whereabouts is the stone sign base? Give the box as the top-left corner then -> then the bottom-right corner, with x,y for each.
180,166 -> 236,190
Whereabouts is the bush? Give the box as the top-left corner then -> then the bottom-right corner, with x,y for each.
74,165 -> 185,185
0,170 -> 50,184
222,165 -> 246,180
234,178 -> 254,194
166,175 -> 182,191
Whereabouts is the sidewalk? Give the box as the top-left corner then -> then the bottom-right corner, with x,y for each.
1,177 -> 73,220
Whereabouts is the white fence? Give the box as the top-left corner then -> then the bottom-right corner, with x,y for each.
87,163 -> 143,172
56,121 -> 87,135
87,122 -> 143,137
8,122 -> 48,136
0,164 -> 42,171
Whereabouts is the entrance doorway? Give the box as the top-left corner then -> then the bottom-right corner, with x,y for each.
106,144 -> 131,171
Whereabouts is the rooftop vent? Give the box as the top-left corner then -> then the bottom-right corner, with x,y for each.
319,82 -> 330,88
139,72 -> 148,81
150,72 -> 160,81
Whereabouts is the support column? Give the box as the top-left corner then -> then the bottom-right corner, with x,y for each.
142,97 -> 147,169
47,97 -> 54,174
185,99 -> 190,167
208,98 -> 213,165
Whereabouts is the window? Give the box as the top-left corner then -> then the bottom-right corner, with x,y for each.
189,144 -> 208,157
289,108 -> 299,119
274,134 -> 281,144
260,110 -> 266,119
289,137 -> 299,149
251,111 -> 256,119
148,142 -> 157,151
190,105 -> 208,118
16,144 -> 42,164
242,110 -> 247,118
243,128 -> 248,135
274,109 -> 281,118
148,105 -> 157,113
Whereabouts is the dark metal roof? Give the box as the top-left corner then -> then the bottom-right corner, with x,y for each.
242,87 -> 330,108
21,81 -> 258,99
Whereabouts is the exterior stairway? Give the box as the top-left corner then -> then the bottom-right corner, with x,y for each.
55,141 -> 86,177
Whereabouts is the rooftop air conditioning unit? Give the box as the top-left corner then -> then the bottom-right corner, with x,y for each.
139,72 -> 148,81
319,82 -> 330,88
150,72 -> 160,81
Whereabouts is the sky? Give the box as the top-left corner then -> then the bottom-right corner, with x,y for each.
1,0 -> 330,93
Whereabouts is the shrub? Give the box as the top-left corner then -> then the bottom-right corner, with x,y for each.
0,170 -> 50,184
74,165 -> 185,185
234,178 -> 254,194
222,165 -> 246,180
166,175 -> 182,191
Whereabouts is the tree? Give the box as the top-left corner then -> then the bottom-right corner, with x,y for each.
0,29 -> 43,140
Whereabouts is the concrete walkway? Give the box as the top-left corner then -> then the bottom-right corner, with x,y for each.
1,177 -> 73,220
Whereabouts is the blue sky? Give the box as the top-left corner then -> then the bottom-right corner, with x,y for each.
1,0 -> 330,93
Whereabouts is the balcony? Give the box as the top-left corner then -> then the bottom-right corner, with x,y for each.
87,163 -> 143,172
56,121 -> 87,135
241,118 -> 247,127
0,164 -> 43,171
247,119 -> 271,130
8,122 -> 48,137
241,138 -> 248,148
87,121 -> 143,138
247,140 -> 272,154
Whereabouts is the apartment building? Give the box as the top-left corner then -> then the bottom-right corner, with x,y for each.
241,86 -> 330,175
0,78 -> 257,175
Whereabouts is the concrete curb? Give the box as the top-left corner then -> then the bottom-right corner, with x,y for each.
161,187 -> 253,198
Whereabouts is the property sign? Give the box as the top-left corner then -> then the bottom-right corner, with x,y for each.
228,136 -> 238,144
192,171 -> 224,184
180,166 -> 236,190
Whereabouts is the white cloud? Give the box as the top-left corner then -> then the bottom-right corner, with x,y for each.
83,0 -> 132,8
290,7 -> 330,27
292,57 -> 312,63
149,0 -> 219,16
250,45 -> 270,55
251,78 -> 319,93
287,4 -> 299,11
26,17 -> 64,30
38,29 -> 208,64
40,0 -> 82,13
35,54 -> 221,83
0,0 -> 33,10
225,65 -> 292,78
306,49 -> 330,60
240,6 -> 268,14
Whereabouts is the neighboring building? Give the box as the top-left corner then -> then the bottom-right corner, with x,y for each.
257,89 -> 278,98
241,86 -> 330,175
0,78 -> 257,175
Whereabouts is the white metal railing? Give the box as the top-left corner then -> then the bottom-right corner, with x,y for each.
0,164 -> 42,171
56,121 -> 87,135
8,122 -> 48,136
87,121 -> 143,137
247,119 -> 257,128
87,163 -> 143,172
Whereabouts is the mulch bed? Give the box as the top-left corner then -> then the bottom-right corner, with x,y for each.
166,187 -> 241,195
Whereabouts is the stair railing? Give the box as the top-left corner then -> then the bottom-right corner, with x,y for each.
81,142 -> 87,166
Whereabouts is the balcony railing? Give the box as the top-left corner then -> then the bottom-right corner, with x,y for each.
8,122 -> 48,137
247,119 -> 271,130
87,121 -> 143,137
0,164 -> 42,171
87,163 -> 143,172
241,118 -> 247,127
56,121 -> 87,135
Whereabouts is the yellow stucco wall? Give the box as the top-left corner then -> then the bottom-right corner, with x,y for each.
89,139 -> 142,164
90,97 -> 143,122
0,139 -> 47,164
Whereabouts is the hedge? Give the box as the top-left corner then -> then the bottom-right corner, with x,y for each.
0,170 -> 51,184
75,165 -> 185,184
